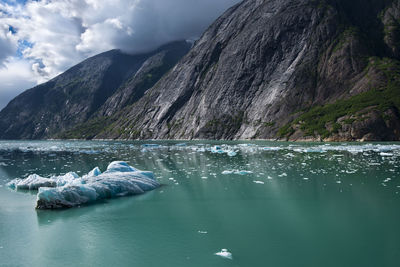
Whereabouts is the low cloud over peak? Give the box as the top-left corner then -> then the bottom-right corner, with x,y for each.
0,0 -> 240,110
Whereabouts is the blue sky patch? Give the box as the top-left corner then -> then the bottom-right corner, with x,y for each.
17,40 -> 33,58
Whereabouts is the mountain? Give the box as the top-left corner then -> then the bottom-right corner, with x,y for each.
0,41 -> 191,139
2,0 -> 400,141
76,0 -> 399,141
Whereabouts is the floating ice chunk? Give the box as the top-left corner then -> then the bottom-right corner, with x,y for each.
221,170 -> 253,175
211,146 -> 225,154
198,230 -> 208,234
8,174 -> 55,190
253,180 -> 265,184
210,145 -> 237,156
235,170 -> 253,175
9,161 -> 159,209
227,151 -> 237,157
7,172 -> 79,190
215,249 -> 232,260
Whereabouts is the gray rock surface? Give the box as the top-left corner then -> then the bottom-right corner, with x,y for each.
95,0 -> 400,141
0,41 -> 190,139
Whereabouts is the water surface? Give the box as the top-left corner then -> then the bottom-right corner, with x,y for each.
1,140 -> 399,267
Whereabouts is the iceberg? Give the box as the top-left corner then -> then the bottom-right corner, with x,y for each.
8,161 -> 159,209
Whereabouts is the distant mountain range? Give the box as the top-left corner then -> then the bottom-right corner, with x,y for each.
1,0 -> 400,141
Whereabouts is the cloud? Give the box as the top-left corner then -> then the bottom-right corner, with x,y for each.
0,58 -> 36,110
0,0 -> 240,111
0,24 -> 17,67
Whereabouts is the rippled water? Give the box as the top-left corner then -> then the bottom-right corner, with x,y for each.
1,140 -> 400,267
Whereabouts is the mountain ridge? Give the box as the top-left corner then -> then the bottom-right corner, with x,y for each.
0,41 -> 191,139
1,0 -> 400,141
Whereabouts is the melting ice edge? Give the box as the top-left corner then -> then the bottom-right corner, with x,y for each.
7,161 -> 160,209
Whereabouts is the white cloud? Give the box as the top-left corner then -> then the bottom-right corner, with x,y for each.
0,0 -> 240,110
0,58 -> 36,110
0,23 -> 17,67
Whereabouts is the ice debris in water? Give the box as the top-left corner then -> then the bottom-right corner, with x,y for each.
210,145 -> 237,157
215,249 -> 232,259
222,170 -> 253,175
8,161 -> 159,209
141,144 -> 161,148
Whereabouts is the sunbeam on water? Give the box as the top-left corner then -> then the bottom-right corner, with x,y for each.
0,140 -> 400,267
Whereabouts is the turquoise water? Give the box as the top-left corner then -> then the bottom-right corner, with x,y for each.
0,140 -> 400,267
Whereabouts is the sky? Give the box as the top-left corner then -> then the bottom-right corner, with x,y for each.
0,0 -> 240,110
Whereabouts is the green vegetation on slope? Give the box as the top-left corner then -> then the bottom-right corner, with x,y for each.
279,57 -> 400,139
57,117 -> 112,139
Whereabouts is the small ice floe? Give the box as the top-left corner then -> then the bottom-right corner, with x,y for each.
253,180 -> 265,184
384,178 -> 392,183
227,151 -> 237,157
210,145 -> 237,157
221,170 -> 253,175
211,146 -> 225,154
215,249 -> 232,260
336,180 -> 342,184
303,177 -> 309,180
198,230 -> 208,234
380,152 -> 393,157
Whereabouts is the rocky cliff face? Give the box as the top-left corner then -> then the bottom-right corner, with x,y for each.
89,0 -> 400,141
0,41 -> 191,139
1,0 -> 400,141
